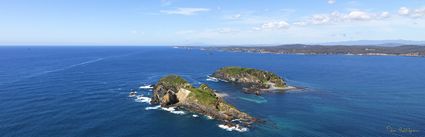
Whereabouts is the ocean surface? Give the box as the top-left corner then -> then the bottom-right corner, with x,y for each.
0,46 -> 424,137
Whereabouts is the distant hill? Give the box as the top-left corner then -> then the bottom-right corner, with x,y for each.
319,40 -> 425,46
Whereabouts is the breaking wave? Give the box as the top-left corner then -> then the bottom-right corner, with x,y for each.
205,115 -> 214,120
145,105 -> 161,110
134,95 -> 151,104
161,107 -> 186,115
206,76 -> 219,82
218,124 -> 248,132
144,105 -> 186,115
139,85 -> 154,89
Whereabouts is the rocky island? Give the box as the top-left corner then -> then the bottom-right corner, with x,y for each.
212,66 -> 291,95
150,75 -> 256,127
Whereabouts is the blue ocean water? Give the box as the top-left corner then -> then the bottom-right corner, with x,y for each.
0,46 -> 424,137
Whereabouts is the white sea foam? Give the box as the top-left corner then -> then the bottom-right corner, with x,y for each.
145,105 -> 161,110
144,105 -> 185,115
206,76 -> 219,82
205,115 -> 214,120
218,124 -> 248,132
129,94 -> 137,97
170,110 -> 185,115
192,114 -> 199,117
215,93 -> 228,98
161,107 -> 175,112
231,119 -> 241,122
161,107 -> 186,115
139,85 -> 153,89
135,95 -> 151,104
128,91 -> 137,97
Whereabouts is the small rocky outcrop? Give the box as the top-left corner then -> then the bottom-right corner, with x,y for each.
150,75 -> 255,126
212,66 -> 287,94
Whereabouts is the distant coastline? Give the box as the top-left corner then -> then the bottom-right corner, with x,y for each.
177,44 -> 425,57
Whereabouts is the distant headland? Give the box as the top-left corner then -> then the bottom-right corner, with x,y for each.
178,44 -> 425,57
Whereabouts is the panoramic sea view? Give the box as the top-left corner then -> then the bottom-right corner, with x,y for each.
0,47 -> 424,137
2,0 -> 425,136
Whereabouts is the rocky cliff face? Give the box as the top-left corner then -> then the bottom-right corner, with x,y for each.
212,67 -> 287,94
151,75 -> 191,106
150,75 -> 255,125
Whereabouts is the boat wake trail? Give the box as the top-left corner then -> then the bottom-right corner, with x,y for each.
28,58 -> 104,78
0,58 -> 105,86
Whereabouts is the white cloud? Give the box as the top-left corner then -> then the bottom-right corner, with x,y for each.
294,10 -> 392,26
412,9 -> 425,17
328,0 -> 336,4
294,12 -> 336,25
380,12 -> 390,18
160,8 -> 210,15
346,11 -> 371,20
398,7 -> 410,15
255,21 -> 290,30
170,6 -> 425,45
311,15 -> 331,24
398,7 -> 425,18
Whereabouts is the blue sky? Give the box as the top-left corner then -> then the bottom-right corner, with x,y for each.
1,0 -> 425,45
